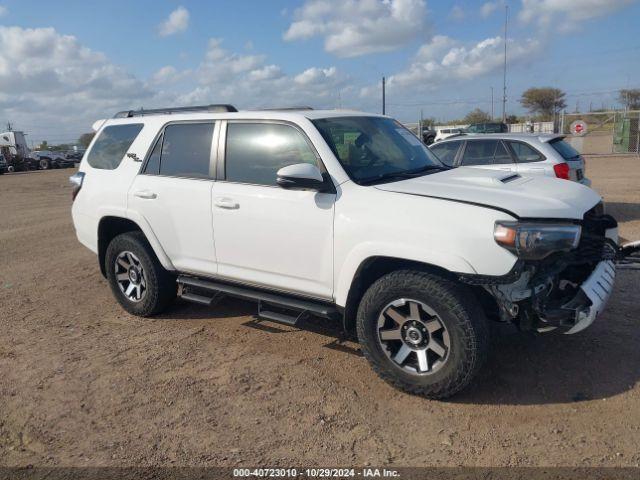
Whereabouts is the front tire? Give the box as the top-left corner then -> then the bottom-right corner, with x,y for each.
105,231 -> 176,316
356,270 -> 489,399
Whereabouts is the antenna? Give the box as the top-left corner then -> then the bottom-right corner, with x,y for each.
501,5 -> 509,122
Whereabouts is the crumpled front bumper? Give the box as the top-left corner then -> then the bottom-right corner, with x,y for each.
564,259 -> 616,334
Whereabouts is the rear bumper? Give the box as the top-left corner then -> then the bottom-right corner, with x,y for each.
579,177 -> 592,187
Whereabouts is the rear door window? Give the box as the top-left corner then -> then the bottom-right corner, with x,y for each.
460,140 -> 512,166
155,123 -> 215,178
87,124 -> 143,170
429,141 -> 461,166
507,141 -> 544,163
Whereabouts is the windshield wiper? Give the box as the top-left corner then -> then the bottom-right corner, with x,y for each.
358,165 -> 448,185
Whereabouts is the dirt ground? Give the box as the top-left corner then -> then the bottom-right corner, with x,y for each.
1,157 -> 639,469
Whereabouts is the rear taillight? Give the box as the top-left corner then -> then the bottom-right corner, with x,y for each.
69,172 -> 85,200
553,162 -> 570,180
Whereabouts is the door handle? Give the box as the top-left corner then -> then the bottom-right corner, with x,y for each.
133,190 -> 157,199
214,198 -> 239,209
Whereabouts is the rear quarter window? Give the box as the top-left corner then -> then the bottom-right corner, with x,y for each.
550,139 -> 581,160
507,141 -> 544,163
87,124 -> 144,170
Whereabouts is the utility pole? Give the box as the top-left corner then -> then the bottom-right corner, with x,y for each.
501,5 -> 508,122
382,76 -> 386,115
491,87 -> 494,119
6,121 -> 12,131
419,109 -> 424,140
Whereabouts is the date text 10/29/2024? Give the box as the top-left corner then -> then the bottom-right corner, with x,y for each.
233,468 -> 401,478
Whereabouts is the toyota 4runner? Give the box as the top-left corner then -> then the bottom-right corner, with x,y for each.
70,104 -> 635,398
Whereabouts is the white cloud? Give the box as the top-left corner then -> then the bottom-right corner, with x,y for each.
0,6 -> 7,17
519,0 -> 634,31
151,65 -> 191,85
480,1 -> 500,18
449,5 -> 465,21
0,26 -> 347,141
415,35 -> 456,61
0,26 -> 155,142
158,6 -> 189,37
283,0 -> 428,57
181,38 -> 344,108
294,67 -> 336,85
365,35 -> 539,95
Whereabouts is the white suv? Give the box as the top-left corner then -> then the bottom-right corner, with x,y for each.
71,105 -> 623,398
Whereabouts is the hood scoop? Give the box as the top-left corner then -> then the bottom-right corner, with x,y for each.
445,172 -> 528,188
500,173 -> 521,183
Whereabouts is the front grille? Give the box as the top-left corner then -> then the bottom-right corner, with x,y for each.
576,205 -> 617,264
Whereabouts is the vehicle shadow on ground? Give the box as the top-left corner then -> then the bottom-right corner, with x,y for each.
451,321 -> 639,405
606,202 -> 640,223
157,297 -> 363,357
158,298 -> 637,405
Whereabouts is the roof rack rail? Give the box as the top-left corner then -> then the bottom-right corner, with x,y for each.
254,106 -> 314,111
113,104 -> 237,118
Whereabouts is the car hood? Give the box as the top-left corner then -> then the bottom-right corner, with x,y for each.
374,167 -> 601,219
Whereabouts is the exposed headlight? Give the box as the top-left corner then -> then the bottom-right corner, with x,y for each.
494,221 -> 581,260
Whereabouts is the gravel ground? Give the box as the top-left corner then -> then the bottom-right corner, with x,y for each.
0,157 -> 639,468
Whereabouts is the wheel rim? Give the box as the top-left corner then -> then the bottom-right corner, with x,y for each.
114,251 -> 147,302
377,298 -> 451,376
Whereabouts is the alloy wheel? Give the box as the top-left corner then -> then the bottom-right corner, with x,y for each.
114,251 -> 147,302
376,298 -> 451,375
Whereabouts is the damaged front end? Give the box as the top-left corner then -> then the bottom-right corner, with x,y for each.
462,204 -> 637,334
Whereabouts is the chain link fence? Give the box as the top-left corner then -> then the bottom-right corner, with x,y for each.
560,110 -> 640,155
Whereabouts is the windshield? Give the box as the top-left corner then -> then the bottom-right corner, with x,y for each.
312,116 -> 444,185
550,138 -> 581,160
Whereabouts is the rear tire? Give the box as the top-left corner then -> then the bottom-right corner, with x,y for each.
105,231 -> 176,316
39,159 -> 50,170
356,270 -> 489,399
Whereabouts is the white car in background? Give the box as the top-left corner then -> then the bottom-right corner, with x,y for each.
434,128 -> 464,143
429,133 -> 591,186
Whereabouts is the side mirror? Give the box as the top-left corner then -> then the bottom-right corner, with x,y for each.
276,163 -> 328,191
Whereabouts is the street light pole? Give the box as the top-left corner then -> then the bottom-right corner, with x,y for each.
382,76 -> 386,115
502,5 -> 508,122
491,87 -> 494,119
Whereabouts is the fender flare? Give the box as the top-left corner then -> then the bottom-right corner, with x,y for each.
125,209 -> 175,271
334,243 -> 477,307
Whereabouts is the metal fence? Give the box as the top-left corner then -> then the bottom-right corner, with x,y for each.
560,110 -> 640,155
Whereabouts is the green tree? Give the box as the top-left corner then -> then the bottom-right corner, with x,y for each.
505,114 -> 519,124
619,89 -> 640,110
78,132 -> 96,148
463,108 -> 492,124
520,87 -> 566,120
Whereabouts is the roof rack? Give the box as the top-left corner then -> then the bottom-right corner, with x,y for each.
113,104 -> 237,118
254,106 -> 314,111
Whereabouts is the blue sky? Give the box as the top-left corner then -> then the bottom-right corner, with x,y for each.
0,0 -> 638,144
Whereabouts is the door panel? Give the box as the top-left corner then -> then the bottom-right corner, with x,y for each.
127,121 -> 218,275
129,176 -> 216,275
211,183 -> 335,299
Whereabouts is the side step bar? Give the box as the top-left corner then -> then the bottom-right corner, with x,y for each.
177,275 -> 340,325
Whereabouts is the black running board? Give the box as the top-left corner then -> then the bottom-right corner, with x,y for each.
177,275 -> 340,324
